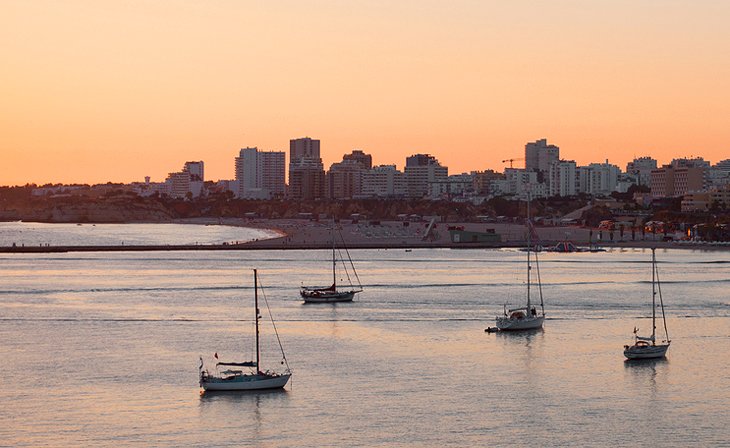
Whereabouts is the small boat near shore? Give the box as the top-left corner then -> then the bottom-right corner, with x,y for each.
624,248 -> 671,360
199,269 -> 291,391
301,220 -> 363,303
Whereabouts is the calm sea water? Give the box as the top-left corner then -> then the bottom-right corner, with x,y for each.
0,221 -> 278,247
1,226 -> 729,447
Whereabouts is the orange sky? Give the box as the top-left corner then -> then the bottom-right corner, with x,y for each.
2,0 -> 729,185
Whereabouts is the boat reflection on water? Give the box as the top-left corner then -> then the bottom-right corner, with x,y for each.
199,388 -> 289,402
624,357 -> 668,369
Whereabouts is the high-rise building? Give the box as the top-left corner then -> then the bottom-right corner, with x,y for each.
548,160 -> 577,197
715,159 -> 730,173
260,152 -> 286,197
626,156 -> 657,187
525,139 -> 559,173
236,148 -> 259,197
165,161 -> 205,198
290,137 -> 320,161
361,165 -> 406,198
342,149 -> 373,170
326,150 -> 374,199
183,161 -> 204,181
235,148 -> 286,199
577,161 -> 620,196
327,159 -> 365,199
289,137 -> 324,199
404,154 -> 448,198
289,159 -> 326,200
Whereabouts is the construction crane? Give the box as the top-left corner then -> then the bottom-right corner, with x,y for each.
501,157 -> 525,168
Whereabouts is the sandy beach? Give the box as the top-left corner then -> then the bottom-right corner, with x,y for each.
190,218 -> 728,251
2,217 -> 727,252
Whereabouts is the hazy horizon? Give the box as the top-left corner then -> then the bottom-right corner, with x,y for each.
3,1 -> 729,185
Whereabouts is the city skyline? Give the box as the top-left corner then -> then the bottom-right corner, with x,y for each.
4,137 -> 726,187
3,1 -> 730,185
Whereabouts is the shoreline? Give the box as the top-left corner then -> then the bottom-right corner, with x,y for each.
1,218 -> 728,252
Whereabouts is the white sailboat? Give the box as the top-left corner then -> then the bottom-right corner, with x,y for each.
300,220 -> 363,303
624,248 -> 671,360
494,196 -> 545,331
199,269 -> 291,391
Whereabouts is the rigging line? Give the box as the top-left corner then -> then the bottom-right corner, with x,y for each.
335,244 -> 354,288
655,259 -> 670,342
332,222 -> 353,287
338,247 -> 354,287
339,229 -> 363,289
534,241 -> 545,316
256,276 -> 291,372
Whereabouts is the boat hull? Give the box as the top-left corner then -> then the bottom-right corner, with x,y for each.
624,344 -> 669,360
496,315 -> 544,331
201,373 -> 291,391
301,290 -> 357,303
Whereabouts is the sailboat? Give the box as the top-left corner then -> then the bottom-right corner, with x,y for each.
624,248 -> 671,360
300,220 -> 363,303
199,269 -> 291,391
494,195 -> 545,331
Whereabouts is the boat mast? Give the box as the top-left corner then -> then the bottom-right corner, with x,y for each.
332,219 -> 337,289
651,248 -> 657,345
526,194 -> 531,312
254,269 -> 260,371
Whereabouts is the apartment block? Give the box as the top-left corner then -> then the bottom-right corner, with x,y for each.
525,139 -> 559,173
361,165 -> 406,198
404,154 -> 448,198
327,159 -> 365,199
289,137 -> 324,200
289,158 -> 326,200
577,161 -> 620,196
650,165 -> 705,198
548,160 -> 577,197
235,147 -> 285,199
626,156 -> 657,187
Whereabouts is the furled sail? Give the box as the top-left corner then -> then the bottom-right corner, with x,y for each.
217,361 -> 257,367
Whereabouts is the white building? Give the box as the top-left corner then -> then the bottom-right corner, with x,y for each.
164,161 -> 206,198
428,173 -> 475,199
616,173 -> 638,193
360,165 -> 406,198
577,161 -> 620,196
548,160 -> 577,197
183,161 -> 204,181
706,167 -> 730,189
496,168 -> 546,200
626,156 -> 657,187
235,147 -> 286,199
166,171 -> 191,198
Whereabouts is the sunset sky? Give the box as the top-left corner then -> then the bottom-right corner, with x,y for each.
2,0 -> 729,185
